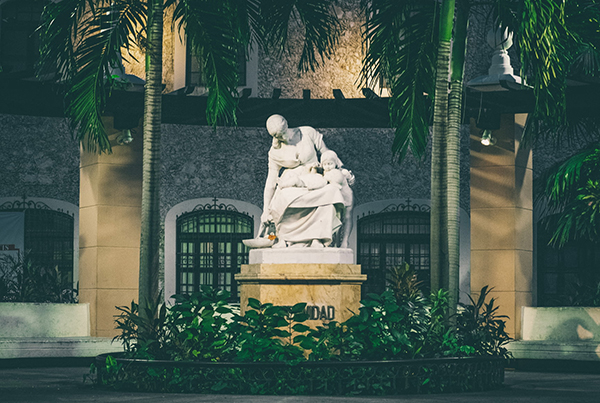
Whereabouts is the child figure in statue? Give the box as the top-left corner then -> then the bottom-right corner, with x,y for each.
320,150 -> 354,248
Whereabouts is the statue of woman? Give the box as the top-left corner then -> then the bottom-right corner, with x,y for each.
261,114 -> 345,248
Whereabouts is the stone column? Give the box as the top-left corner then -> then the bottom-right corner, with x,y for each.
470,113 -> 533,339
79,117 -> 143,337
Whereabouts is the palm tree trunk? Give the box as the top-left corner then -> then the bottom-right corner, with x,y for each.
430,0 -> 455,293
446,3 -> 469,322
139,0 -> 163,309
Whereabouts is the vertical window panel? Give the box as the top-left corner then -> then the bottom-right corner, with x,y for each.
176,208 -> 253,301
358,210 -> 430,298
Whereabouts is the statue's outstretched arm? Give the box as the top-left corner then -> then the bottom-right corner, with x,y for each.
261,163 -> 279,224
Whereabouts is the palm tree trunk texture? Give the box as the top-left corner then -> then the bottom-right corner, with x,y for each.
139,0 -> 164,309
430,0 -> 455,294
445,4 -> 469,321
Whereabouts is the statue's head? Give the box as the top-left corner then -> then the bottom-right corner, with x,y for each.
266,114 -> 289,148
321,150 -> 341,171
266,114 -> 288,136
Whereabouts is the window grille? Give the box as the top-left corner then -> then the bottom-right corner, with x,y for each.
176,207 -> 253,300
357,202 -> 430,298
0,201 -> 74,288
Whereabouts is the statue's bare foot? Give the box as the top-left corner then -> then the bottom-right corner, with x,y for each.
310,239 -> 324,248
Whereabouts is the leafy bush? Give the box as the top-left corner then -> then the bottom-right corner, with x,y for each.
100,264 -> 512,394
229,299 -> 309,363
0,251 -> 77,303
112,276 -> 511,364
455,286 -> 511,358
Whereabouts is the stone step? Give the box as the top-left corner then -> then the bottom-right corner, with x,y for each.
0,337 -> 123,359
507,340 -> 600,361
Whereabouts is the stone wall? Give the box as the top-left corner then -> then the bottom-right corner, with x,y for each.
257,0 -> 365,99
0,114 -> 79,205
160,124 -> 435,219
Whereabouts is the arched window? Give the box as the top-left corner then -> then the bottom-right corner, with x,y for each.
0,199 -> 75,288
357,202 -> 430,298
176,207 -> 253,299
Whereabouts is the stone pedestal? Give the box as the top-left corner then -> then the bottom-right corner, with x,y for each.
236,249 -> 366,325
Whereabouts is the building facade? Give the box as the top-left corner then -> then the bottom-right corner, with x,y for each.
1,0 -> 599,339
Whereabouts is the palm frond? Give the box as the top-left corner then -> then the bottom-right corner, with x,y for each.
37,0 -> 95,83
260,0 -> 341,73
546,179 -> 600,247
491,0 -> 521,34
174,0 -> 241,126
541,142 -> 600,203
38,0 -> 147,153
565,0 -> 600,51
231,0 -> 262,50
361,0 -> 437,161
516,0 -> 571,142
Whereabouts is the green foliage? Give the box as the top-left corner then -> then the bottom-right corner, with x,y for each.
551,278 -> 600,307
37,0 -> 342,153
102,281 -> 510,393
0,251 -> 77,303
168,286 -> 234,361
539,143 -> 600,247
113,276 -> 511,364
38,0 -> 147,153
344,291 -> 414,360
229,299 -> 307,363
113,286 -> 234,361
455,286 -> 511,359
113,297 -> 171,360
360,0 -> 437,161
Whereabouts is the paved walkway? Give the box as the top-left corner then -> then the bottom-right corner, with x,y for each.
2,366 -> 600,402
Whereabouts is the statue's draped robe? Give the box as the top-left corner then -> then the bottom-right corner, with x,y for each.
267,128 -> 344,246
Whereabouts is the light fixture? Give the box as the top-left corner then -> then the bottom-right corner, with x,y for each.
466,26 -> 526,92
117,129 -> 134,145
480,129 -> 496,146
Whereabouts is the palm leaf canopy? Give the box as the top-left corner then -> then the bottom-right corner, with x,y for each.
360,0 -> 439,161
37,0 -> 341,153
362,0 -> 600,162
537,142 -> 600,246
37,0 -> 146,153
258,0 -> 341,73
493,0 -> 600,145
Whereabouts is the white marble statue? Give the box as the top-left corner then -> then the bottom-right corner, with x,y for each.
320,150 -> 354,248
259,114 -> 354,248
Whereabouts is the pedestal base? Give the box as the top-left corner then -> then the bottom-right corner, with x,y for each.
236,249 -> 365,325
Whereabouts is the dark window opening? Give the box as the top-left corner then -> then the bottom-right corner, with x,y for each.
2,208 -> 74,288
0,0 -> 46,74
176,209 -> 253,301
537,223 -> 600,306
185,41 -> 247,87
357,211 -> 430,298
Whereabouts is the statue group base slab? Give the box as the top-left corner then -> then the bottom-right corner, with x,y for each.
236,249 -> 366,325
